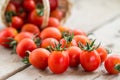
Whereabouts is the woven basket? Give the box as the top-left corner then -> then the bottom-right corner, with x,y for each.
0,0 -> 71,29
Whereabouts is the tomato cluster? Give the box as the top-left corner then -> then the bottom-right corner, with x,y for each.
0,0 -> 120,75
5,0 -> 62,29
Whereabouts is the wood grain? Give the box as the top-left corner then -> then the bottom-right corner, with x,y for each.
64,0 -> 120,33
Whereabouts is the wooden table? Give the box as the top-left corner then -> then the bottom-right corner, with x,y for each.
1,0 -> 120,80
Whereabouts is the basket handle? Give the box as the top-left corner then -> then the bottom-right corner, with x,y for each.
41,0 -> 50,29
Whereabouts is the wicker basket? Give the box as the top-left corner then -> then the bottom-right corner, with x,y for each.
0,0 -> 71,29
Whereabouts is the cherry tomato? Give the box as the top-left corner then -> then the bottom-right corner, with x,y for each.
17,7 -> 27,20
0,27 -> 17,48
47,17 -> 60,27
10,0 -> 23,8
60,38 -> 77,48
49,0 -> 58,11
29,10 -> 43,27
23,0 -> 35,11
40,27 -> 62,41
6,3 -> 16,13
58,26 -> 70,33
73,35 -> 90,45
80,50 -> 101,72
29,48 -> 50,70
21,24 -> 40,34
73,29 -> 87,36
48,51 -> 69,74
11,16 -> 23,29
40,38 -> 59,48
38,0 -> 58,12
96,46 -> 108,63
15,32 -> 34,43
68,46 -> 81,67
16,38 -> 37,58
104,54 -> 120,74
50,9 -> 63,21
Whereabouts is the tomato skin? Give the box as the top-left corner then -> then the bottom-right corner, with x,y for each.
73,29 -> 86,36
29,48 -> 50,70
104,54 -> 120,74
60,38 -> 77,48
16,38 -> 37,58
10,0 -> 22,8
0,27 -> 17,47
23,0 -> 35,11
73,35 -> 90,45
80,50 -> 101,72
15,32 -> 34,43
40,38 -> 59,48
21,24 -> 40,34
29,10 -> 43,27
96,46 -> 108,63
11,16 -> 23,29
58,26 -> 70,33
50,9 -> 63,21
17,7 -> 27,20
40,27 -> 62,41
47,17 -> 60,27
48,51 -> 69,74
68,46 -> 81,67
49,0 -> 58,11
6,3 -> 16,13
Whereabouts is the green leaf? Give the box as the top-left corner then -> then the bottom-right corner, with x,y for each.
22,57 -> 30,64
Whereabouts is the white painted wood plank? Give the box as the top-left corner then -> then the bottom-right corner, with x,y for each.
7,15 -> 120,80
0,46 -> 26,80
65,0 -> 120,32
7,65 -> 103,80
89,17 -> 120,80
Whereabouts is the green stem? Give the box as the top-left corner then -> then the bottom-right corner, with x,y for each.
114,64 -> 120,71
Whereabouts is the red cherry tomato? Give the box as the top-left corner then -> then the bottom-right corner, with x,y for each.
6,3 -> 16,13
60,38 -> 77,48
80,50 -> 101,72
29,48 -> 50,70
11,16 -> 23,29
74,35 -> 90,45
49,0 -> 58,11
10,0 -> 22,8
47,17 -> 60,27
48,51 -> 69,74
17,7 -> 27,20
40,27 -> 62,41
23,0 -> 35,11
96,46 -> 108,63
21,24 -> 40,34
73,29 -> 87,36
50,9 -> 63,21
58,26 -> 70,33
15,32 -> 34,43
16,38 -> 37,58
40,38 -> 59,48
29,10 -> 43,27
38,0 -> 58,12
68,46 -> 81,67
104,54 -> 120,74
0,27 -> 17,48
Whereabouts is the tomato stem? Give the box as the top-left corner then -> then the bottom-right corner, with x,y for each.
22,57 -> 30,64
115,64 -> 120,71
78,39 -> 100,51
106,49 -> 112,54
5,11 -> 16,23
